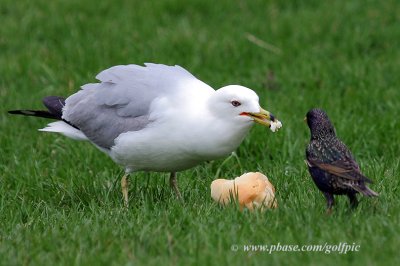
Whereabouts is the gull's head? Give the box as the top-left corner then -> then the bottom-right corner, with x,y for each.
209,85 -> 281,130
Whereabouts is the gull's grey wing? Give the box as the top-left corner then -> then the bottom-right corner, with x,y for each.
62,63 -> 213,149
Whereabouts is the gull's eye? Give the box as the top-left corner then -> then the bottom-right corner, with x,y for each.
231,100 -> 241,107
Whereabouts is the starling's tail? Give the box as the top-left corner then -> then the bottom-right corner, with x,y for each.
348,174 -> 378,197
361,186 -> 379,197
354,184 -> 379,197
8,96 -> 65,120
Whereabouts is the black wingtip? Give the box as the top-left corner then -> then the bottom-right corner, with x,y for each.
42,96 -> 65,119
8,109 -> 58,119
8,110 -> 35,115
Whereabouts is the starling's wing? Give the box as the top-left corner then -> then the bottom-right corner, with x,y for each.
306,158 -> 373,183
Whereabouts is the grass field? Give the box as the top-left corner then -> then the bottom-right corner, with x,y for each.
1,0 -> 400,265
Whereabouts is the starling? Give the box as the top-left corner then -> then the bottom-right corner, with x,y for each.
305,108 -> 378,212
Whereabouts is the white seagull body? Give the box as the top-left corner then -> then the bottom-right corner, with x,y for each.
10,63 -> 282,204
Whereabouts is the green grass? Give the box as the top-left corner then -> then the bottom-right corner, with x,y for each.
1,0 -> 400,265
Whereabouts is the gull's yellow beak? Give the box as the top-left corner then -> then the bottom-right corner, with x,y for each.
242,107 -> 276,127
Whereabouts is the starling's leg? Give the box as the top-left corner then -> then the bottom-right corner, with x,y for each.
348,193 -> 358,209
323,192 -> 334,214
169,172 -> 182,200
121,173 -> 130,207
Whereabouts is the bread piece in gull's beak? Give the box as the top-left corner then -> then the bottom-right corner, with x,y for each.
242,107 -> 282,132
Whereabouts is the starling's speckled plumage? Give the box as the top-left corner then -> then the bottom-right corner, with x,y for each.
305,108 -> 378,211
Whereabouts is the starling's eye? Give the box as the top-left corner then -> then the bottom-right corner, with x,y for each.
231,100 -> 241,107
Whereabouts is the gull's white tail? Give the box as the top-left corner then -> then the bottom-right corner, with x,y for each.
39,121 -> 88,141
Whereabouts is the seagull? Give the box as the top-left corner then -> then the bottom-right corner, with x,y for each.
9,63 -> 282,206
